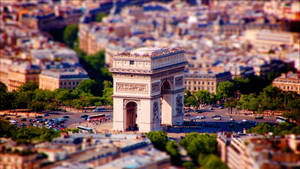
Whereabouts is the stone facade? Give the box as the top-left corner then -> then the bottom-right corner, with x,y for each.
110,47 -> 186,132
184,71 -> 232,94
272,72 -> 300,94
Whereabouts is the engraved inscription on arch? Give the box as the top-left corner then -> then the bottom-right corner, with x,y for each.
116,82 -> 148,94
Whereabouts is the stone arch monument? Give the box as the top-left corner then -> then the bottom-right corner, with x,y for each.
110,47 -> 186,132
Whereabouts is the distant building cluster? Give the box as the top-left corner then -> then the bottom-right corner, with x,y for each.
78,0 -> 300,93
0,1 -> 90,91
217,133 -> 300,169
0,133 -> 170,169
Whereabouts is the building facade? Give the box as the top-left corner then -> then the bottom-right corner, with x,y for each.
7,62 -> 40,91
272,72 -> 300,94
39,67 -> 89,91
217,133 -> 300,169
184,71 -> 232,93
110,47 -> 186,132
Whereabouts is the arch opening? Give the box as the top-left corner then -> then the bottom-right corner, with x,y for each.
161,81 -> 172,125
125,102 -> 138,131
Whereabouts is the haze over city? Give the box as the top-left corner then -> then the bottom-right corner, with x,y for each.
0,0 -> 299,169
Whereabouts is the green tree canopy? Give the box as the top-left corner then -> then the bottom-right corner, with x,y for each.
199,154 -> 229,169
146,131 -> 168,151
63,24 -> 78,48
217,81 -> 234,100
194,90 -> 210,109
18,82 -> 38,92
101,81 -> 113,106
76,79 -> 102,96
166,140 -> 181,165
180,133 -> 217,162
95,13 -> 108,22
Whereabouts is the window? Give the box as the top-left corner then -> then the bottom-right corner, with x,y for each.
185,81 -> 187,84
194,81 -> 196,84
130,60 -> 134,65
212,82 -> 214,85
202,82 -> 204,85
188,81 -> 191,84
208,82 -> 210,85
194,87 -> 196,90
198,81 -> 200,84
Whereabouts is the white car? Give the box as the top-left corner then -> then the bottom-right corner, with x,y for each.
196,116 -> 205,119
242,119 -> 248,123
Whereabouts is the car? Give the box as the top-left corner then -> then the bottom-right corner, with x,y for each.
21,118 -> 27,121
242,119 -> 248,123
196,110 -> 202,113
212,115 -> 221,120
208,107 -> 214,110
5,117 -> 11,120
62,116 -> 69,119
36,116 -> 43,119
255,116 -> 264,119
20,123 -> 26,127
196,116 -> 205,119
44,113 -> 50,117
229,118 -> 234,122
184,114 -> 191,117
218,106 -> 224,109
190,117 -> 195,121
212,115 -> 221,118
93,107 -> 106,112
9,120 -> 17,125
81,114 -> 89,119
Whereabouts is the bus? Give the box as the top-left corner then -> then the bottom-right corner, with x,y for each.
87,114 -> 106,122
77,126 -> 94,133
276,116 -> 287,123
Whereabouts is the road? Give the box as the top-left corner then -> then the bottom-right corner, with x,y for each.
184,106 -> 277,123
5,107 -> 277,134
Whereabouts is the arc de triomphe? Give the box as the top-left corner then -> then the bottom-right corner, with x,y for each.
110,47 -> 186,132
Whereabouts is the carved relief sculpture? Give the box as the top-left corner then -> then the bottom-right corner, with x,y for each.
176,95 -> 183,116
153,102 -> 160,123
175,76 -> 183,87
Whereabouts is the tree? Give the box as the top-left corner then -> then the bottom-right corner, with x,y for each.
166,140 -> 181,165
194,90 -> 210,109
200,154 -> 229,169
76,79 -> 102,96
217,81 -> 234,101
259,85 -> 282,111
247,123 -> 272,135
146,131 -> 168,151
224,97 -> 237,114
54,89 -> 76,104
95,13 -> 108,22
180,133 -> 217,162
28,101 -> 45,112
101,81 -> 113,106
63,24 -> 78,48
18,82 -> 38,92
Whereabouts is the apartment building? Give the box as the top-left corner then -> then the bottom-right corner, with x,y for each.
39,67 -> 88,91
7,62 -> 41,91
184,71 -> 232,93
217,133 -> 300,169
272,72 -> 300,94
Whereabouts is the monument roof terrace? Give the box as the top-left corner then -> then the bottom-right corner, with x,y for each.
116,47 -> 185,60
110,47 -> 186,75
